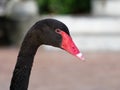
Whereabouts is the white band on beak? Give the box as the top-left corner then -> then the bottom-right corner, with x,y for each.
76,53 -> 85,60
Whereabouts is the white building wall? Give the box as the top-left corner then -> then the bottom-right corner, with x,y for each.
41,15 -> 120,51
92,0 -> 120,16
42,0 -> 120,51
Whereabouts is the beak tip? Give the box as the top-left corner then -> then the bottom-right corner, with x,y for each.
76,53 -> 85,61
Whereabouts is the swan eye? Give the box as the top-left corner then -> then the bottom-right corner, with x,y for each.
55,29 -> 61,33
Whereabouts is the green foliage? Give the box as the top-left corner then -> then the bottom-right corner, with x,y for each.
36,0 -> 91,14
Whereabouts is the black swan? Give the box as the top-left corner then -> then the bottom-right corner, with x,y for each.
10,19 -> 84,90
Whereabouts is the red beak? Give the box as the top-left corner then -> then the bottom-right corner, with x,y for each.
56,29 -> 84,60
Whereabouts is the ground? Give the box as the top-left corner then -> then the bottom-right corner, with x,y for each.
0,47 -> 120,90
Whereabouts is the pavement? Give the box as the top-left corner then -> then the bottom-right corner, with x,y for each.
0,47 -> 120,90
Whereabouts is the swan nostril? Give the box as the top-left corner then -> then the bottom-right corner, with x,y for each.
72,47 -> 77,53
74,50 -> 77,53
72,47 -> 75,51
72,47 -> 75,49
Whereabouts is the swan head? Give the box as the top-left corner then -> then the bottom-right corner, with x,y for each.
31,19 -> 84,60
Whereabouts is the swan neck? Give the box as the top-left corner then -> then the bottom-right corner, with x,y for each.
10,43 -> 39,90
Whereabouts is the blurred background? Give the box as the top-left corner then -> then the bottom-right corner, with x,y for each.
0,0 -> 120,90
